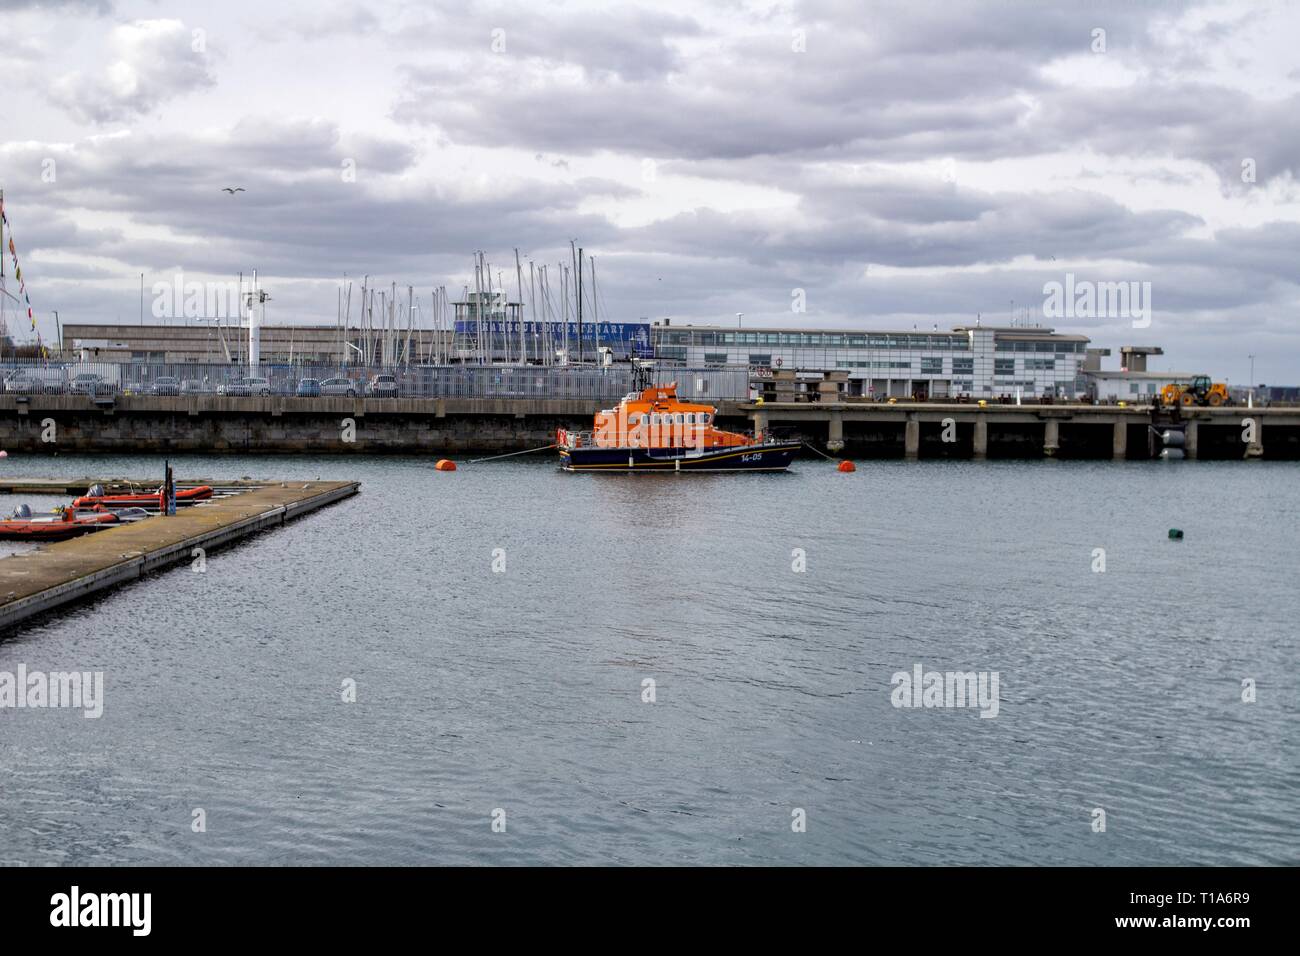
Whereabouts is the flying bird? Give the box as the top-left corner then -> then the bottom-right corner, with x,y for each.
221,187 -> 245,194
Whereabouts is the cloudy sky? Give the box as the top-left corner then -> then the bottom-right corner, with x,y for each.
2,0 -> 1298,381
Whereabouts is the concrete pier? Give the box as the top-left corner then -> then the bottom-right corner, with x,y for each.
827,412 -> 844,453
972,418 -> 988,460
3,393 -> 1298,458
1244,416 -> 1264,459
740,401 -> 1300,460
1112,420 -> 1128,460
0,479 -> 358,631
1043,419 -> 1059,457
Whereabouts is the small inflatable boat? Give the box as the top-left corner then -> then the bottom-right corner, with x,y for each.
71,484 -> 214,509
0,506 -> 120,540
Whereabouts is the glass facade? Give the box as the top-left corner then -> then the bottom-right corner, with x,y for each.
652,325 -> 1089,398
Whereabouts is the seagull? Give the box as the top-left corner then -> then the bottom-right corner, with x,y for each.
221,186 -> 245,194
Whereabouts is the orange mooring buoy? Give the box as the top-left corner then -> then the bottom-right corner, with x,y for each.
435,459 -> 457,471
837,460 -> 856,473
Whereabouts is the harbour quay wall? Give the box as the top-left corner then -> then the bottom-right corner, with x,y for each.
2,394 -> 1298,458
0,395 -> 627,454
744,402 -> 1300,460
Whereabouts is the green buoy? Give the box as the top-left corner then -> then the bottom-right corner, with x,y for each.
1168,528 -> 1184,540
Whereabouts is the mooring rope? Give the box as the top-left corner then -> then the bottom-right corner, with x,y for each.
466,443 -> 557,464
802,441 -> 838,461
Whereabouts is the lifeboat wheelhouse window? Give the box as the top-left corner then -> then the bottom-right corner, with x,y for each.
686,413 -> 695,424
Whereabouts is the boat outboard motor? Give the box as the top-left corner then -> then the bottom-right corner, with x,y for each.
13,503 -> 31,518
87,483 -> 105,498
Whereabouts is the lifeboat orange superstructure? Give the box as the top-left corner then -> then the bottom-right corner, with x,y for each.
591,383 -> 756,450
557,379 -> 799,472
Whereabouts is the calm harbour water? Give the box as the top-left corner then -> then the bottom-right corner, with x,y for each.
0,453 -> 1296,866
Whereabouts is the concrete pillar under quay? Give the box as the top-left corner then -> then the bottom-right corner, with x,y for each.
904,417 -> 920,459
752,409 -> 769,439
1184,419 -> 1198,460
1244,416 -> 1263,459
1112,420 -> 1128,460
1043,419 -> 1060,457
972,417 -> 988,460
827,412 -> 844,453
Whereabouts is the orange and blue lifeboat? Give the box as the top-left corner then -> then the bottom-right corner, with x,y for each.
557,383 -> 797,472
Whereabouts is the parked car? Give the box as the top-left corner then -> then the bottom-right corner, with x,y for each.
69,373 -> 113,397
151,376 -> 181,396
366,374 -> 399,398
319,377 -> 361,397
181,379 -> 215,395
295,378 -> 321,397
4,368 -> 65,394
217,377 -> 271,397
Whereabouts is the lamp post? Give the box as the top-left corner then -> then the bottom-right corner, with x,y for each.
737,312 -> 743,329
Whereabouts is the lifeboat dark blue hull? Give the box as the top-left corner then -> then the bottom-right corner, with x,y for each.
559,442 -> 799,472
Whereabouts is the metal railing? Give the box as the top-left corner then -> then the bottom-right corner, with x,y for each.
0,361 -> 751,402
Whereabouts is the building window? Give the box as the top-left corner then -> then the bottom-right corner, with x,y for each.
920,357 -> 943,374
748,353 -> 772,366
703,352 -> 727,365
952,357 -> 974,374
994,358 -> 1016,375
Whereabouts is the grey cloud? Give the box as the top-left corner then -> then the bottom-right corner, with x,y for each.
48,19 -> 215,124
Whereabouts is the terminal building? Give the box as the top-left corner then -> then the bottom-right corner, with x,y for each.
651,322 -> 1090,399
60,317 -> 1107,401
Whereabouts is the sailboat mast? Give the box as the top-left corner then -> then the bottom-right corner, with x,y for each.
589,255 -> 600,360
576,247 -> 584,365
514,248 -> 525,365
